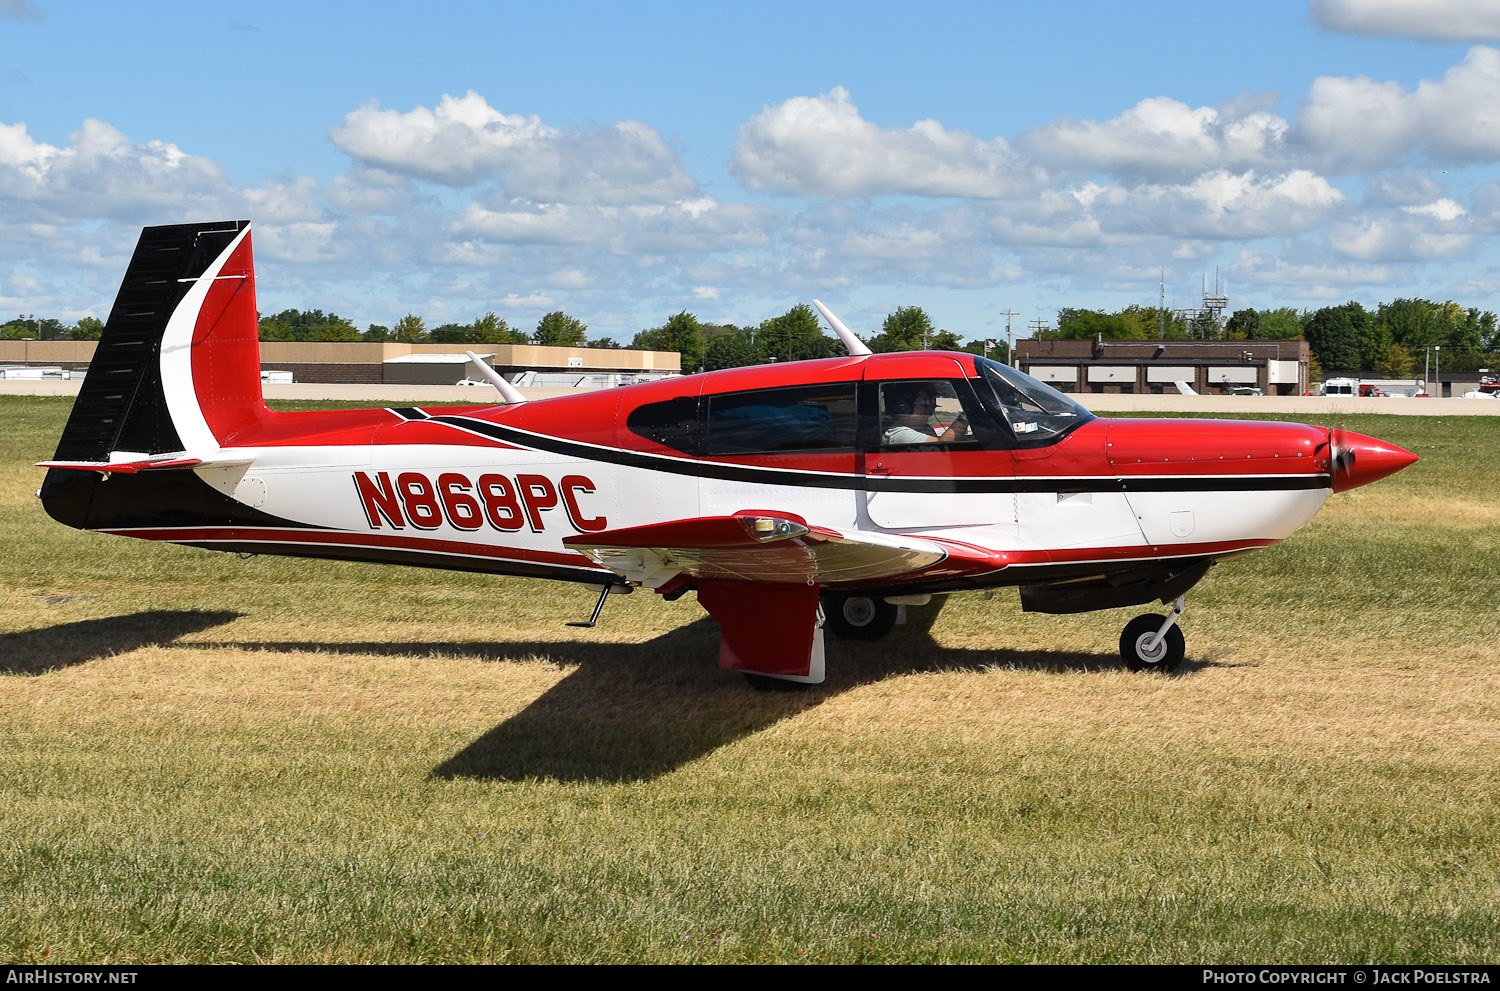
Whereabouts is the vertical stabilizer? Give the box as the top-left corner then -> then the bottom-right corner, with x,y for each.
50,221 -> 262,463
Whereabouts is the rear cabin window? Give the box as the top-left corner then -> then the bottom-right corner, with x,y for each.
706,383 -> 858,455
626,395 -> 701,454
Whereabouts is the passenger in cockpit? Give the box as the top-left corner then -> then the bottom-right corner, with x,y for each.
882,382 -> 969,446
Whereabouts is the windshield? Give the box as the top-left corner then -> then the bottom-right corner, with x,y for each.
975,357 -> 1095,445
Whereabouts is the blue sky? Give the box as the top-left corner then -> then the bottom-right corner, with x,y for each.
4,0 -> 1500,344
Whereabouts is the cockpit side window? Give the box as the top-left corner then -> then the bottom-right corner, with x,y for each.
874,378 -> 1004,451
704,383 -> 858,455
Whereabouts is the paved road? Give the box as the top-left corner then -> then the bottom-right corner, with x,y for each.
4,379 -> 1496,415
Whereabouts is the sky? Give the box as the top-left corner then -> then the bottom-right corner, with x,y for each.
4,0 -> 1500,344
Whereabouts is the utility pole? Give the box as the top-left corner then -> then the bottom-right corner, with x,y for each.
997,309 -> 1019,364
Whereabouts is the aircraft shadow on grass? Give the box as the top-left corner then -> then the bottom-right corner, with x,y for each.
210,618 -> 1212,783
0,609 -> 243,676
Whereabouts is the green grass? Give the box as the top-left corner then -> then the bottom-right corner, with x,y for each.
3,395 -> 1498,963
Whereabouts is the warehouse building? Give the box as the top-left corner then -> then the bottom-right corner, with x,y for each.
1016,339 -> 1310,396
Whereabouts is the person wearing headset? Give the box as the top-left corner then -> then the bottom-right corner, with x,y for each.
882,382 -> 970,445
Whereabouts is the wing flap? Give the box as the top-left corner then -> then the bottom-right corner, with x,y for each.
564,512 -> 948,589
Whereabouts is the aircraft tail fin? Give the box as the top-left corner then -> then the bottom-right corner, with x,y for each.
49,220 -> 268,465
1173,381 -> 1198,396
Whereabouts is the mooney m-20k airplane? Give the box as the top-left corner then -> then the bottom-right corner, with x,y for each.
39,222 -> 1418,686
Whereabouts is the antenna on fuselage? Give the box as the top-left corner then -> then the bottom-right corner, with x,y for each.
465,350 -> 527,405
811,300 -> 873,357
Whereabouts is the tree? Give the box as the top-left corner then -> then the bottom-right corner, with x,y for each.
1051,308 -> 1128,340
430,322 -> 478,344
394,313 -> 427,343
1225,308 -> 1258,340
534,311 -> 586,347
585,336 -> 622,350
364,324 -> 393,342
311,315 -> 361,342
473,312 -> 526,344
702,328 -> 760,371
1303,301 -> 1370,371
1255,307 -> 1303,340
1119,304 -> 1183,339
1378,343 -> 1416,379
755,303 -> 836,362
870,305 -> 935,352
0,322 -> 30,340
69,316 -> 104,340
649,311 -> 705,372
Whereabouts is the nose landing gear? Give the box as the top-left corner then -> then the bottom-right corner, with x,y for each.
1119,596 -> 1186,672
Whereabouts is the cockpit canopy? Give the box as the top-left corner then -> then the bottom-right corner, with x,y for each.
625,354 -> 1095,456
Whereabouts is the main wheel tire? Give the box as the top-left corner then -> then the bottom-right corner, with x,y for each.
1119,613 -> 1185,672
743,673 -> 813,692
823,594 -> 899,641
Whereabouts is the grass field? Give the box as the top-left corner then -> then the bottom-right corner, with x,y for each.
1,395 -> 1497,963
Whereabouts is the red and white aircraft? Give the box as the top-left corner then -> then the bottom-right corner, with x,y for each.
39,222 -> 1418,686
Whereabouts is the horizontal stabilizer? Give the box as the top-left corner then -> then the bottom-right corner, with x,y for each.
36,450 -> 254,474
564,512 -> 947,589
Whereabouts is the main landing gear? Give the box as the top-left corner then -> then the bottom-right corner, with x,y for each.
823,593 -> 899,640
1119,596 -> 1187,672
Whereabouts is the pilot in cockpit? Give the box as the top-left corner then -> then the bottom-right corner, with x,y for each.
881,382 -> 969,446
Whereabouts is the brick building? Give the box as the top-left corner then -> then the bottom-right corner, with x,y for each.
1016,339 -> 1310,396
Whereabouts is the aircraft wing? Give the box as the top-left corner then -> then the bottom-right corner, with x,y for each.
563,512 -> 947,589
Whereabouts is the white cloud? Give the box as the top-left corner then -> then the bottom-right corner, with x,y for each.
0,118 -> 231,222
1403,198 -> 1465,221
731,86 -> 1040,198
453,198 -> 776,255
494,292 -> 556,310
1330,212 -> 1476,260
330,91 -> 697,205
1019,96 -> 1289,182
1294,46 -> 1500,170
1363,172 -> 1445,206
1310,0 -> 1500,42
1232,248 -> 1394,286
1093,170 -> 1346,239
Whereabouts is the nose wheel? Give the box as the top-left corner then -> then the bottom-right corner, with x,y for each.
1119,596 -> 1186,672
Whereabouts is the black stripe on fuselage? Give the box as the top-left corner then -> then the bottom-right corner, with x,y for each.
387,407 -> 431,420
429,415 -> 1332,495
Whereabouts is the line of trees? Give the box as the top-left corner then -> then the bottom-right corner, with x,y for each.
1,316 -> 104,340
630,303 -> 1007,373
18,295 -> 1494,377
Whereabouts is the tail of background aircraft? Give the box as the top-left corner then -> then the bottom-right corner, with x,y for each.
39,220 -> 294,531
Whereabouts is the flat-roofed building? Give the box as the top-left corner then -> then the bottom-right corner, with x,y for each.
1017,339 -> 1310,396
0,340 -> 681,386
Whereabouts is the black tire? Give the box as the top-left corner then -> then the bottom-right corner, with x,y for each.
823,594 -> 899,641
744,673 -> 813,692
1119,613 -> 1185,672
